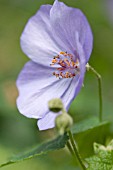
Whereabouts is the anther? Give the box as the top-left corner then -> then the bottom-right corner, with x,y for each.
50,51 -> 80,79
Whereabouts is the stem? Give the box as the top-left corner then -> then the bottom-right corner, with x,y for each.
87,64 -> 103,122
68,130 -> 86,170
66,140 -> 74,156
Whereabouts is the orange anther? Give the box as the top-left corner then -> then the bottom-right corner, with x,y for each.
71,61 -> 75,67
52,59 -> 57,63
60,51 -> 67,56
65,72 -> 70,78
51,52 -> 79,79
60,51 -> 65,55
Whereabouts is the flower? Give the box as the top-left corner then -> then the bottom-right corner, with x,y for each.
16,0 -> 93,130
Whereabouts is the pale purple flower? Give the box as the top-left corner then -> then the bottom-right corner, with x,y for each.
16,0 -> 93,130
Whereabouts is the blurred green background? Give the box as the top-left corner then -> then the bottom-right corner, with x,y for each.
0,0 -> 113,169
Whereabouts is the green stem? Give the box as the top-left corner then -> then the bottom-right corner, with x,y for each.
87,64 -> 103,122
68,130 -> 86,170
66,140 -> 74,156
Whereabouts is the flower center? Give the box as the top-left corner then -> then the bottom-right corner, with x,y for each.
50,51 -> 80,79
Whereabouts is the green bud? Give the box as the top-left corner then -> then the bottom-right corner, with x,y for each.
48,98 -> 64,113
55,111 -> 73,135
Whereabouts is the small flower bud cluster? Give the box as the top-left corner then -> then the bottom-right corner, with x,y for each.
55,111 -> 73,135
48,98 -> 73,135
48,98 -> 64,112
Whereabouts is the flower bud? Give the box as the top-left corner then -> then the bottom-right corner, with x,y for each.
55,111 -> 73,135
48,98 -> 64,113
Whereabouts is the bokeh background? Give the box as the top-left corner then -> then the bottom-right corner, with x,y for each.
0,0 -> 113,169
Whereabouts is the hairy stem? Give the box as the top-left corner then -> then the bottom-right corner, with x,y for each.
87,64 -> 103,122
66,140 -> 74,156
68,130 -> 86,170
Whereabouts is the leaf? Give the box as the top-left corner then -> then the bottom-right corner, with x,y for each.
86,140 -> 113,170
0,134 -> 69,168
86,156 -> 113,170
71,116 -> 110,158
0,117 -> 110,168
71,116 -> 109,134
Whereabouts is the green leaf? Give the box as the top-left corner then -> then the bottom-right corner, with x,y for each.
71,116 -> 109,134
71,117 -> 110,158
0,117 -> 110,168
0,134 -> 69,168
86,156 -> 113,170
86,140 -> 113,170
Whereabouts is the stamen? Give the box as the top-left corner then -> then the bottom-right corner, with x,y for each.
50,51 -> 80,79
52,58 -> 57,63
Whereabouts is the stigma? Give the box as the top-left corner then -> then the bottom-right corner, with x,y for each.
50,51 -> 80,79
